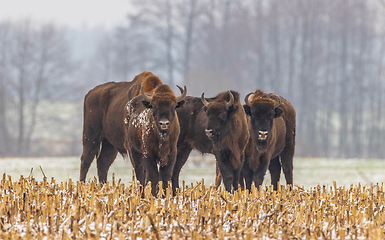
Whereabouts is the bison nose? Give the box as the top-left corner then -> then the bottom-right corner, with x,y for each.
258,131 -> 269,141
159,120 -> 170,130
205,128 -> 215,138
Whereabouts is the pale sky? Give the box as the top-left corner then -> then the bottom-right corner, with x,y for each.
0,0 -> 131,29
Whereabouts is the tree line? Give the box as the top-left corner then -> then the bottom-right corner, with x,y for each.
1,0 -> 385,158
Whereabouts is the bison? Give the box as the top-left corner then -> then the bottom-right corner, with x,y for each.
243,89 -> 296,190
200,91 -> 249,192
125,82 -> 186,196
171,96 -> 218,190
79,71 -> 164,183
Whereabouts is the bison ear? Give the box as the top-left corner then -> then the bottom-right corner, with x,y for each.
142,100 -> 152,109
274,107 -> 283,118
243,105 -> 251,116
176,100 -> 185,109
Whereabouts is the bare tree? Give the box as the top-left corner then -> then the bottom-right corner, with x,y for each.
178,0 -> 202,85
3,21 -> 73,156
128,0 -> 179,85
89,0 -> 385,159
0,22 -> 11,155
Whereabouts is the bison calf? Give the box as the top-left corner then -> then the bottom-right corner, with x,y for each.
200,91 -> 249,192
243,89 -> 295,190
125,84 -> 186,196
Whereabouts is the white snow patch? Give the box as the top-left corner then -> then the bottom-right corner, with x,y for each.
130,108 -> 155,158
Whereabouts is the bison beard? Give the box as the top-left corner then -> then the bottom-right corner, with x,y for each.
125,84 -> 186,196
200,90 -> 249,192
243,89 -> 296,191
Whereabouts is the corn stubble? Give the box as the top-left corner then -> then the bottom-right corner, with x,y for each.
0,172 -> 384,239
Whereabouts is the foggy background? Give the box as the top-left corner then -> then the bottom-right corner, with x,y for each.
0,0 -> 385,159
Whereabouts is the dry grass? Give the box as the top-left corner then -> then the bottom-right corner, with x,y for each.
1,172 -> 385,239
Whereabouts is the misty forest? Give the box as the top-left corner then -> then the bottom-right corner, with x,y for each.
0,0 -> 384,160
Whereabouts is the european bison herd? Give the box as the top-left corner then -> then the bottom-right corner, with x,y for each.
80,71 -> 296,195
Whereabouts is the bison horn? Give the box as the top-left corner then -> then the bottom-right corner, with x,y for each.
127,84 -> 135,99
201,93 -> 209,107
244,92 -> 253,106
141,86 -> 152,102
225,91 -> 235,108
270,94 -> 281,108
175,85 -> 187,102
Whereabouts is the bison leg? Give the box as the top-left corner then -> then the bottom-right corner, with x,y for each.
217,155 -> 235,192
242,163 -> 253,191
280,146 -> 294,186
269,156 -> 281,190
253,155 -> 270,189
80,139 -> 101,182
220,171 -> 233,192
233,154 -> 245,191
214,162 -> 222,189
145,153 -> 160,197
160,147 -> 177,195
172,143 -> 192,191
129,147 -> 146,187
232,167 -> 242,191
97,139 -> 118,183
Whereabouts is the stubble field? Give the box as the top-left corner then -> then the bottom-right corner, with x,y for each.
2,155 -> 385,189
1,155 -> 385,239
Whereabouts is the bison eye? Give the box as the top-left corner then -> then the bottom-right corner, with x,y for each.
219,112 -> 227,120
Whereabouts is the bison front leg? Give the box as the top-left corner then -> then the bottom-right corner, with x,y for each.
269,156 -> 281,190
232,167 -> 242,191
217,152 -> 235,192
253,155 -> 271,189
218,164 -> 233,192
172,143 -> 192,191
160,147 -> 177,195
214,162 -> 222,189
129,147 -> 146,188
242,162 -> 253,191
145,152 -> 160,197
232,154 -> 245,191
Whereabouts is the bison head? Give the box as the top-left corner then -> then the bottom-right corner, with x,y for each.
201,91 -> 239,143
141,84 -> 186,138
244,90 -> 283,151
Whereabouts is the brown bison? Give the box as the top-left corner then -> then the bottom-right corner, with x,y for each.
200,91 -> 249,192
243,89 -> 296,190
79,71 -> 164,183
171,96 -> 217,190
173,93 -> 288,192
125,82 -> 186,196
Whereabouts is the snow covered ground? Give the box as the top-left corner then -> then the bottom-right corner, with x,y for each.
1,155 -> 385,189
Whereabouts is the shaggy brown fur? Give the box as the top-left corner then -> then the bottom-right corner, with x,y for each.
243,89 -> 296,190
171,96 -> 216,191
141,73 -> 163,94
125,83 -> 186,196
79,71 -> 163,183
200,91 -> 249,192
